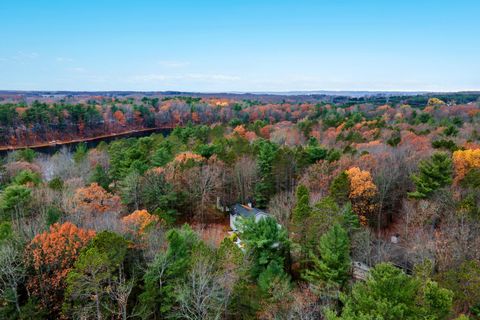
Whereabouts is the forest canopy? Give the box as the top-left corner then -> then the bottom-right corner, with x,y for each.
0,92 -> 480,319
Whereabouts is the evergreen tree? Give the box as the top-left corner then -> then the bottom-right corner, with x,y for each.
291,184 -> 311,223
327,263 -> 453,320
257,261 -> 290,294
290,184 -> 312,269
341,203 -> 361,234
257,260 -> 292,317
409,152 -> 453,199
139,225 -> 200,318
0,184 -> 31,222
89,165 -> 112,191
329,171 -> 350,205
64,247 -> 112,319
151,145 -> 173,167
63,232 -> 129,319
305,196 -> 344,256
16,148 -> 37,162
254,140 -> 278,208
437,260 -> 480,315
239,216 -> 290,279
303,224 -> 350,289
73,142 -> 88,163
422,281 -> 454,320
13,169 -> 41,186
45,207 -> 62,226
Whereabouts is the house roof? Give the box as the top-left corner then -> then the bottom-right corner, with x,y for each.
231,204 -> 267,220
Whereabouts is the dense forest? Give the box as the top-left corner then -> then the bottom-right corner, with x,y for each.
1,93 -> 480,319
1,92 -> 479,148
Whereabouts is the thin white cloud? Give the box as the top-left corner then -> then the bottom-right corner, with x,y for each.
14,51 -> 39,60
186,73 -> 241,81
56,57 -> 74,63
3,51 -> 40,64
157,60 -> 190,68
128,73 -> 241,83
67,67 -> 87,73
130,74 -> 169,82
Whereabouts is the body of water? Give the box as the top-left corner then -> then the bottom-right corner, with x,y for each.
0,127 -> 174,156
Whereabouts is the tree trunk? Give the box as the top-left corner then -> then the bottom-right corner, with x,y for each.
95,289 -> 102,320
13,286 -> 20,313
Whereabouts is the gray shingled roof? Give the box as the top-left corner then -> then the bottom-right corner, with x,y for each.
231,204 -> 266,218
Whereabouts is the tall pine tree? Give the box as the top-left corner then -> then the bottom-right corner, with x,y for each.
254,140 -> 278,208
290,184 -> 312,269
303,224 -> 351,289
409,152 -> 453,199
292,185 -> 311,223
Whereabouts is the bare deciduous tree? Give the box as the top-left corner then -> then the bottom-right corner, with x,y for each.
350,229 -> 373,266
120,170 -> 142,211
403,227 -> 436,267
233,156 -> 258,204
174,255 -> 231,320
267,190 -> 295,228
184,163 -> 223,222
0,243 -> 26,314
436,213 -> 480,271
285,285 -> 321,320
141,227 -> 167,263
106,272 -> 136,320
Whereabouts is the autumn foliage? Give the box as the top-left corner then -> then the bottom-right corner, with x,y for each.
233,125 -> 246,136
113,110 -> 126,125
173,151 -> 205,165
453,149 -> 480,184
73,182 -> 121,215
346,167 -> 378,225
122,209 -> 160,235
2,92 -> 480,318
26,222 -> 95,311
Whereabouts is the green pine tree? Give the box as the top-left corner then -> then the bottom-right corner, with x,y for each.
329,171 -> 350,205
303,224 -> 351,289
239,216 -> 290,279
0,184 -> 31,222
63,231 -> 129,319
139,225 -> 200,318
254,140 -> 278,208
326,263 -> 453,320
89,165 -> 112,191
409,152 -> 453,199
292,185 -> 311,223
64,247 -> 112,319
290,185 -> 312,269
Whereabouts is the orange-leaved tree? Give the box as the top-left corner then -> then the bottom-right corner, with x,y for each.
233,125 -> 247,137
346,167 -> 378,226
122,209 -> 160,236
113,110 -> 126,126
73,182 -> 121,215
173,151 -> 205,165
26,222 -> 95,314
452,149 -> 480,185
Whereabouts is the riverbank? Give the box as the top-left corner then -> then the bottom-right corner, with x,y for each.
0,127 -> 174,155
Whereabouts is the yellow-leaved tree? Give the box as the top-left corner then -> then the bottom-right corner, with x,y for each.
346,167 -> 378,226
122,209 -> 160,236
452,149 -> 480,184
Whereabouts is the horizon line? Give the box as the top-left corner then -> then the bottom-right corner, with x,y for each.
1,89 -> 480,95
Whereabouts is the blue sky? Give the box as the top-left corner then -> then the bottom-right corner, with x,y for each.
1,0 -> 479,92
